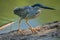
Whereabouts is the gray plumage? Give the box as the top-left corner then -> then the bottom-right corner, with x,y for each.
14,6 -> 40,19
13,4 -> 55,33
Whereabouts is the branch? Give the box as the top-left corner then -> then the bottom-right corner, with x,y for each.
0,21 -> 60,40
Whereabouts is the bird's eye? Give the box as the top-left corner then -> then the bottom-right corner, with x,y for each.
36,13 -> 38,14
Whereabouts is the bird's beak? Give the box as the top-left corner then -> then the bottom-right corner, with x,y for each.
32,4 -> 55,10
41,6 -> 55,10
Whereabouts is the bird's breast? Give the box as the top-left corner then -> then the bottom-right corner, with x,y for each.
25,9 -> 41,19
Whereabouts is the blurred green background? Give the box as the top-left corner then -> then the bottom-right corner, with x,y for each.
0,0 -> 60,27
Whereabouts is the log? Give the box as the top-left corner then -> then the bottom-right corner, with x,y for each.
0,21 -> 60,40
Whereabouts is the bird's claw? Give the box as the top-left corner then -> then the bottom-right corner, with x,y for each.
29,27 -> 37,34
17,29 -> 24,35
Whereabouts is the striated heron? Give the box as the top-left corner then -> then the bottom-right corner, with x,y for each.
13,4 -> 55,33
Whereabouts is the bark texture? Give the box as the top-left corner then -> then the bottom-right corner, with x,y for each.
0,21 -> 60,40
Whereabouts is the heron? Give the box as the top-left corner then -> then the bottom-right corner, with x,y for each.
13,4 -> 55,33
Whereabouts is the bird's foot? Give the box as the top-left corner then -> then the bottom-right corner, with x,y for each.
29,27 -> 37,34
17,29 -> 24,35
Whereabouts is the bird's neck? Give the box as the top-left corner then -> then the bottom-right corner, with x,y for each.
33,6 -> 41,11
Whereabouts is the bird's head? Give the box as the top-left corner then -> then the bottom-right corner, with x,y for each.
32,4 -> 43,7
32,4 -> 55,10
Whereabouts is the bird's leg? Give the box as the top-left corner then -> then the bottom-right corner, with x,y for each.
26,19 -> 37,34
17,18 -> 23,34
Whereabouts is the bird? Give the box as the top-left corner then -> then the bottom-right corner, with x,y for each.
13,4 -> 55,34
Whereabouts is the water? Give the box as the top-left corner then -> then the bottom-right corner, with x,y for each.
0,19 -> 40,34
